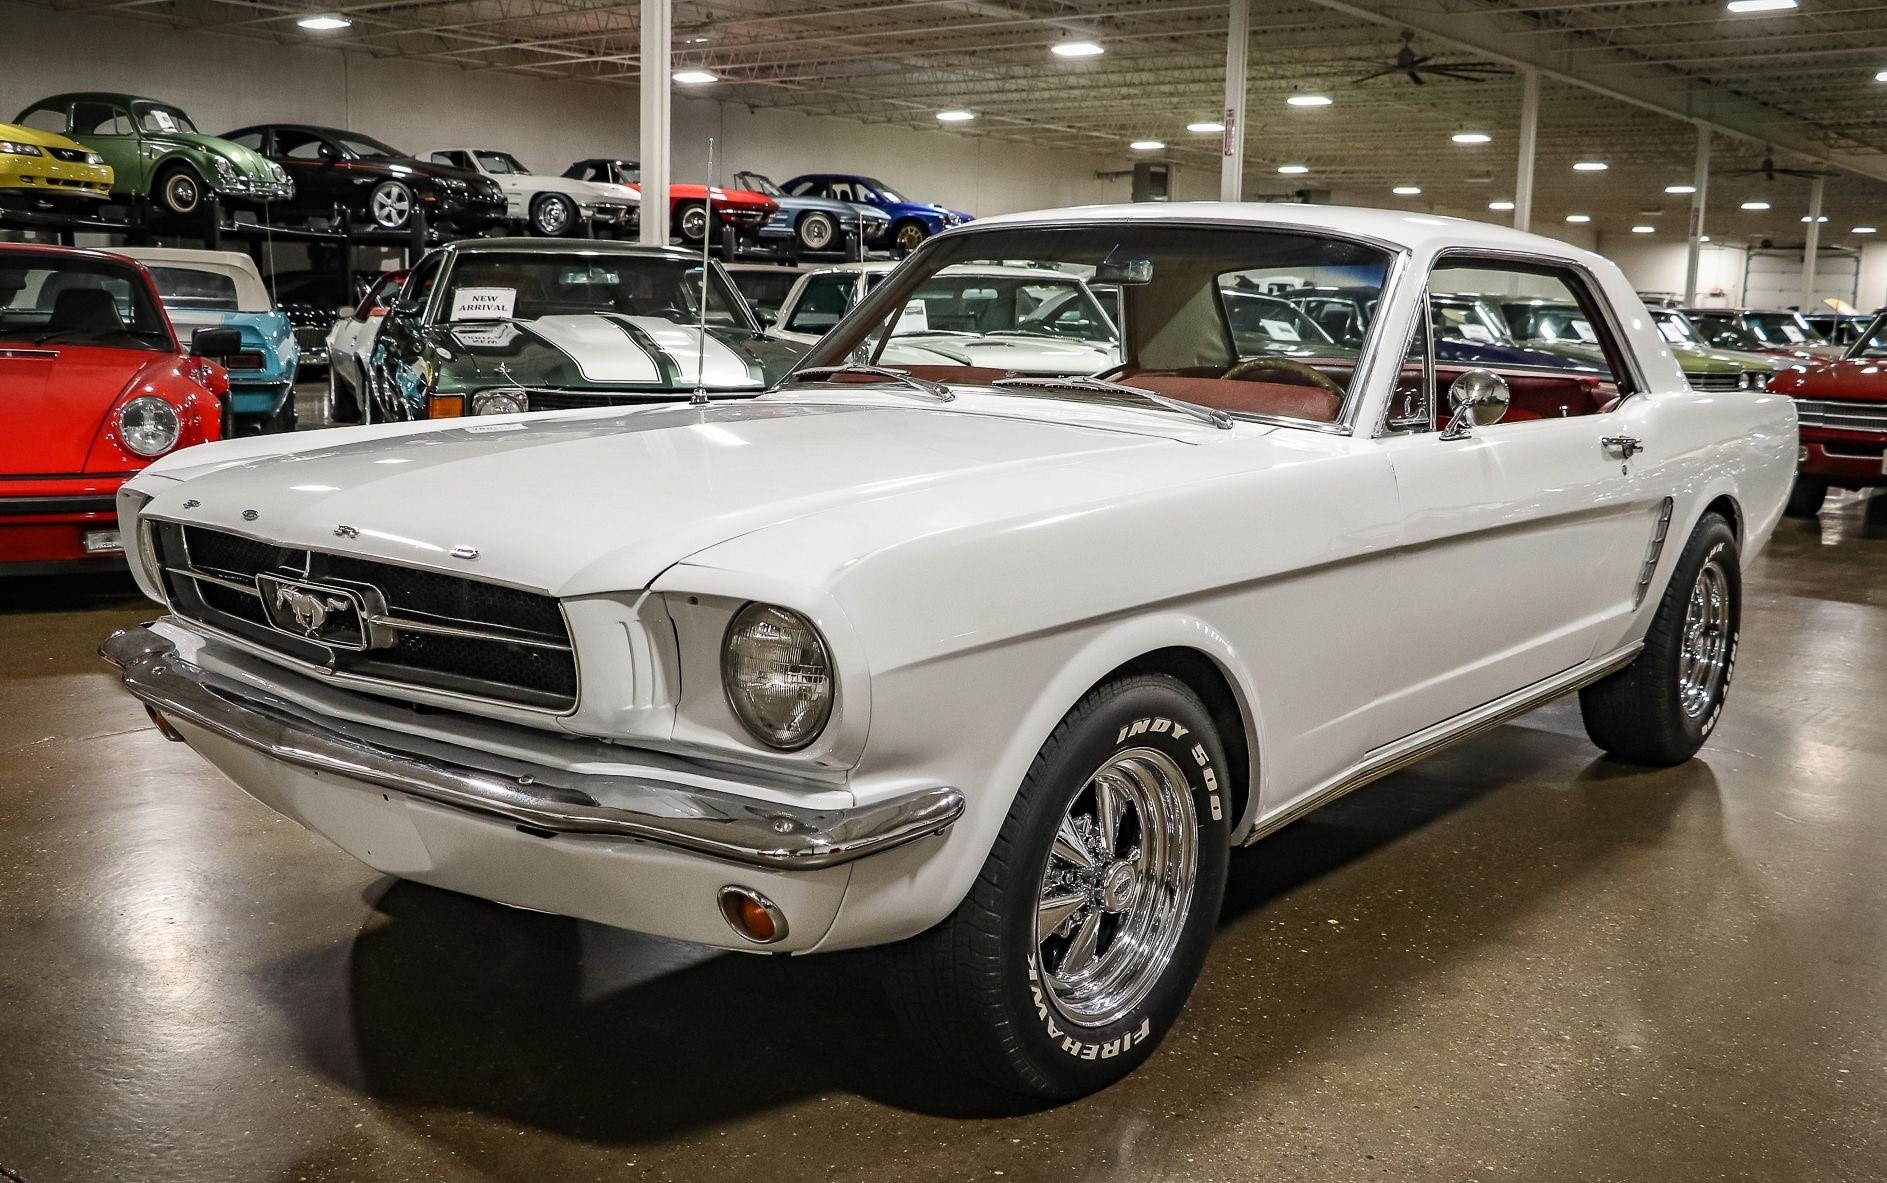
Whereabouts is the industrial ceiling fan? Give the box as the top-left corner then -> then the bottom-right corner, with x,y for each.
1350,30 -> 1511,86
1719,151 -> 1832,182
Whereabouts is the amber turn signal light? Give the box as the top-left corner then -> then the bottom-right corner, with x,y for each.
427,395 -> 465,418
718,886 -> 788,944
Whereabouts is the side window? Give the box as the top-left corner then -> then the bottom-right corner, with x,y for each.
224,129 -> 265,152
71,102 -> 131,136
1382,294 -> 1432,434
275,130 -> 325,159
785,274 -> 855,335
826,182 -> 855,202
430,151 -> 470,170
18,104 -> 69,134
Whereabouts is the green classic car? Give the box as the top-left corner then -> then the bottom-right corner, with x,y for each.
1498,299 -> 1759,392
1647,307 -> 1792,391
13,93 -> 291,218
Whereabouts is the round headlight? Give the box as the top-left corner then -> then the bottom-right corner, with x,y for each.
722,603 -> 833,750
119,396 -> 181,457
211,154 -> 236,181
271,162 -> 287,182
471,388 -> 527,416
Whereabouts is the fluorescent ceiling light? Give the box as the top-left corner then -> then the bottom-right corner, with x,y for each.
1277,164 -> 1309,175
1665,184 -> 1697,194
1392,185 -> 1422,195
1130,140 -> 1165,151
672,69 -> 719,84
1856,226 -> 1879,234
1877,70 -> 1887,83
1451,132 -> 1492,144
1572,161 -> 1608,172
1051,40 -> 1104,57
1741,200 -> 1771,210
1489,200 -> 1516,211
936,110 -> 975,122
1726,0 -> 1797,11
1800,214 -> 1829,223
1287,94 -> 1333,107
296,13 -> 350,28
1700,235 -> 1712,242
1186,120 -> 1225,133
1632,225 -> 1655,234
1566,214 -> 1592,223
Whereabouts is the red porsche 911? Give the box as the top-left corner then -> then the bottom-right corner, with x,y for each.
1,243 -> 234,575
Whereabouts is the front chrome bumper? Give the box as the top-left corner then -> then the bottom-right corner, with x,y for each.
101,625 -> 963,871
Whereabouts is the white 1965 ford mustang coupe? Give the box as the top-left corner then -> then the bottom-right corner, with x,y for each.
102,204 -> 1796,1100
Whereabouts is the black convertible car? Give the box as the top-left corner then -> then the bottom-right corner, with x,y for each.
222,124 -> 506,233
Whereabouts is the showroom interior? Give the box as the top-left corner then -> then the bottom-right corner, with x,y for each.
3,0 -> 1887,1178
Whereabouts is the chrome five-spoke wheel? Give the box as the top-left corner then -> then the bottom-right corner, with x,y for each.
1678,555 -> 1730,719
1035,747 -> 1198,1028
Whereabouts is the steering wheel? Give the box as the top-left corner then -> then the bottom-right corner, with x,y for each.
1220,357 -> 1346,396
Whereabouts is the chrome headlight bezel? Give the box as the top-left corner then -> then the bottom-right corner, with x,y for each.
118,396 -> 182,457
470,387 -> 527,416
721,603 -> 835,750
211,154 -> 237,183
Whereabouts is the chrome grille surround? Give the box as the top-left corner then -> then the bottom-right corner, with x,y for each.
1792,398 -> 1887,435
1689,371 -> 1743,392
150,522 -> 578,712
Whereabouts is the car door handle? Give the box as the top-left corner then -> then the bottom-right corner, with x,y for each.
1601,435 -> 1645,459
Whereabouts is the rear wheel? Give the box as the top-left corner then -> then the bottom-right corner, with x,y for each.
1580,513 -> 1739,766
887,673 -> 1230,1099
1783,476 -> 1828,518
675,201 -> 709,243
531,193 -> 576,237
367,180 -> 414,230
795,210 -> 838,252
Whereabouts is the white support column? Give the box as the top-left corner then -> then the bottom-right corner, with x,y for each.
1684,126 -> 1710,305
1513,69 -> 1538,233
1801,174 -> 1825,311
1219,0 -> 1248,202
638,0 -> 671,248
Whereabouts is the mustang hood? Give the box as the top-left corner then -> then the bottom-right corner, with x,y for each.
431,313 -> 804,393
136,399 -> 1188,594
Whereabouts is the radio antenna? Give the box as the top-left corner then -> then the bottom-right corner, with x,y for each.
691,136 -> 714,407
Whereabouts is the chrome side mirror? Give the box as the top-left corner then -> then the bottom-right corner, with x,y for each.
1439,368 -> 1510,440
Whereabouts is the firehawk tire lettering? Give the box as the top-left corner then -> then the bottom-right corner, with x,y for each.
1028,954 -> 1155,1059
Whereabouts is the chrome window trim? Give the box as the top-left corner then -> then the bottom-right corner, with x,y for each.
1374,284 -> 1434,438
1425,246 -> 1651,407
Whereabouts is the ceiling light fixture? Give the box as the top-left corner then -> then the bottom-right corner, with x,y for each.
1741,200 -> 1771,210
1877,70 -> 1887,83
1392,185 -> 1422,195
1856,226 -> 1879,234
936,110 -> 975,122
1566,214 -> 1592,223
1130,139 -> 1165,151
1665,184 -> 1696,194
1800,214 -> 1829,223
1572,161 -> 1608,172
1277,163 -> 1309,175
1287,94 -> 1333,107
1700,235 -> 1712,242
672,69 -> 719,84
1451,132 -> 1492,144
1489,200 -> 1516,211
1051,40 -> 1105,57
1632,225 -> 1656,234
1726,0 -> 1797,11
1187,120 -> 1225,133
296,12 -> 350,28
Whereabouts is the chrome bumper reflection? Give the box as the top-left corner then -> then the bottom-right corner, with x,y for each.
100,625 -> 964,870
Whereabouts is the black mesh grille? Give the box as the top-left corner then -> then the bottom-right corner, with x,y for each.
160,524 -> 577,711
526,390 -> 645,412
49,147 -> 88,162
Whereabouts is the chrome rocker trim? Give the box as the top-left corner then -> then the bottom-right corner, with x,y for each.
1242,640 -> 1646,845
101,625 -> 964,871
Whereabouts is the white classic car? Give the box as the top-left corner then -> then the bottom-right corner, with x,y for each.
427,147 -> 638,237
322,268 -> 406,424
773,260 -> 1123,375
101,203 -> 1795,1101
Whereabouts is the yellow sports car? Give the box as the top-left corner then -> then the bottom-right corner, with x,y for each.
0,121 -> 113,207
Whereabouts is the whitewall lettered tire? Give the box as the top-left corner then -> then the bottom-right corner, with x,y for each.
888,672 -> 1230,1099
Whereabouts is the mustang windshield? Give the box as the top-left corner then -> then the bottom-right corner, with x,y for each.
0,256 -> 171,350
799,223 -> 1394,424
438,252 -> 746,327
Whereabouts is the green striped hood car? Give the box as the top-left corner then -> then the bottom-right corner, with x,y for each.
14,93 -> 291,218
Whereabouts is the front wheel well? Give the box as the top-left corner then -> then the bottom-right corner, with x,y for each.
1702,493 -> 1743,545
1101,646 -> 1252,835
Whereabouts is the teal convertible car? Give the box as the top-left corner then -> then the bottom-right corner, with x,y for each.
119,247 -> 300,434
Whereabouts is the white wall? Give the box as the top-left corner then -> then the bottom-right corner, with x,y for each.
0,2 -> 1132,218
1598,232 -> 1887,310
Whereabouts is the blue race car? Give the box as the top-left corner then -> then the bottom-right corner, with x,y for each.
780,173 -> 971,254
119,247 -> 300,433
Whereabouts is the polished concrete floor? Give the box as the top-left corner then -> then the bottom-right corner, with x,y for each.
4,472 -> 1886,1182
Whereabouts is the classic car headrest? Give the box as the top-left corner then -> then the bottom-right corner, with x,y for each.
49,287 -> 125,334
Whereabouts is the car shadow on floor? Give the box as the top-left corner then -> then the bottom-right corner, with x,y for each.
0,570 -> 144,614
264,717 -> 1710,1146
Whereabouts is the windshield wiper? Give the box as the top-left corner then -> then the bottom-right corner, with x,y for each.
992,375 -> 1234,430
783,364 -> 954,402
